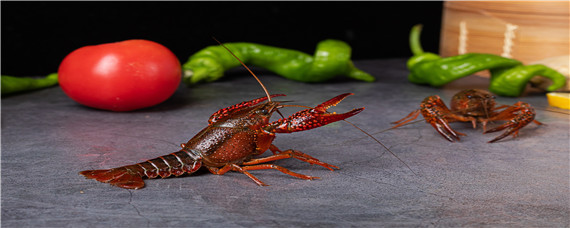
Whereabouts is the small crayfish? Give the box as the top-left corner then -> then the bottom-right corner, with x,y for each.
391,89 -> 542,143
79,41 -> 365,189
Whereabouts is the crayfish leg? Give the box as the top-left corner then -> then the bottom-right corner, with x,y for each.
239,164 -> 320,182
209,162 -> 321,186
208,164 -> 269,186
262,145 -> 339,171
231,164 -> 270,186
391,110 -> 421,129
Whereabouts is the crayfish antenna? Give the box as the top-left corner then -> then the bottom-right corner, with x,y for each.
343,120 -> 418,176
212,37 -> 272,102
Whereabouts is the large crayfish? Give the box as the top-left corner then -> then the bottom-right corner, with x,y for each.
391,89 -> 541,143
79,41 -> 365,189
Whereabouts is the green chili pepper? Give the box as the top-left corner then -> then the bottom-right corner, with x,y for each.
182,40 -> 375,85
407,24 -> 567,97
1,73 -> 59,95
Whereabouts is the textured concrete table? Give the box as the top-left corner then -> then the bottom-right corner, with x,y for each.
2,59 -> 569,227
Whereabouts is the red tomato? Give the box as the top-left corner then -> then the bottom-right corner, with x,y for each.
58,40 -> 181,111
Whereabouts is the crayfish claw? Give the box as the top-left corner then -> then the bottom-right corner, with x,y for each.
426,115 -> 465,142
484,101 -> 538,143
431,122 -> 458,142
267,93 -> 364,133
484,122 -> 511,134
485,121 -> 521,143
314,93 -> 354,112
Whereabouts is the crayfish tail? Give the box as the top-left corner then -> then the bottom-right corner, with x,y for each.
79,167 -> 145,189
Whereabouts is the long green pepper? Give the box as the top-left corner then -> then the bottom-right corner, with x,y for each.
1,73 -> 59,95
182,40 -> 375,85
407,24 -> 566,97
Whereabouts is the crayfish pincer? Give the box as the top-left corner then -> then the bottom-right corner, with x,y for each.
80,93 -> 362,189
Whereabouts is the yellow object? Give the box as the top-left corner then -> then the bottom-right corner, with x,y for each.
546,92 -> 570,110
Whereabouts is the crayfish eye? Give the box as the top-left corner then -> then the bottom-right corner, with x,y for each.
257,109 -> 268,115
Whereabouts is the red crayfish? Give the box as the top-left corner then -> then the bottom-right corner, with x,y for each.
79,42 -> 367,189
391,89 -> 541,143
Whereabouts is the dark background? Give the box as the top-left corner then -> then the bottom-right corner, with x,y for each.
1,1 -> 443,76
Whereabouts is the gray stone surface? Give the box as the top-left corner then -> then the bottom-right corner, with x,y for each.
2,59 -> 569,227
